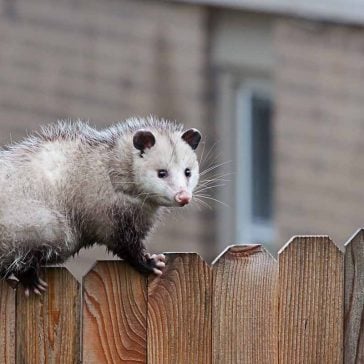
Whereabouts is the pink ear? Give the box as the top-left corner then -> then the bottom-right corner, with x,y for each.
133,130 -> 156,151
181,128 -> 201,150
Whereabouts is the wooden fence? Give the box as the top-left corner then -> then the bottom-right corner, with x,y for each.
1,230 -> 364,363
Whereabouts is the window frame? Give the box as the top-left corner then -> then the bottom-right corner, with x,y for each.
235,78 -> 275,243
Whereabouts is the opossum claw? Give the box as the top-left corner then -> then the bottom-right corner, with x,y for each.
156,254 -> 166,262
152,267 -> 163,276
6,274 -> 19,289
37,283 -> 47,292
38,278 -> 48,287
155,261 -> 165,269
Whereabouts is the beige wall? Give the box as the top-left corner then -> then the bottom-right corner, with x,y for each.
0,0 -> 215,273
210,9 -> 275,250
210,9 -> 364,252
274,19 -> 364,248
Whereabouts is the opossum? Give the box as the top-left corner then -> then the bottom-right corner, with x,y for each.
0,117 -> 201,296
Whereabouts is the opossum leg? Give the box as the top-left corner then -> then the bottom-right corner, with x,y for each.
16,266 -> 48,297
108,241 -> 166,276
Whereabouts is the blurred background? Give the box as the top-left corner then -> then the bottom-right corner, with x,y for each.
0,0 -> 363,272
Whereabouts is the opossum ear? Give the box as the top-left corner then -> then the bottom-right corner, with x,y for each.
181,128 -> 201,150
133,130 -> 156,151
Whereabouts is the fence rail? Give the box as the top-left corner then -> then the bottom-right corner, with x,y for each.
1,230 -> 364,363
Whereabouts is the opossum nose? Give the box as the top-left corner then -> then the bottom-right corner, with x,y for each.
175,191 -> 191,206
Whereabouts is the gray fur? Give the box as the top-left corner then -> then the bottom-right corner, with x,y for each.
0,116 -> 200,280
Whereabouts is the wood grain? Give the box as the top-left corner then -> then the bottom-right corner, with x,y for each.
83,261 -> 147,363
0,280 -> 15,364
16,267 -> 80,364
345,229 -> 364,363
278,236 -> 344,364
147,253 -> 211,363
212,245 -> 278,364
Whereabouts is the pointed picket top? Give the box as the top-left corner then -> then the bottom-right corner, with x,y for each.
278,235 -> 343,256
345,228 -> 364,247
344,229 -> 364,364
82,259 -> 122,278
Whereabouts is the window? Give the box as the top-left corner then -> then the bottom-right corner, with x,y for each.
235,80 -> 274,243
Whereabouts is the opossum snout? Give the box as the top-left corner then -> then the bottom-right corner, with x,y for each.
175,191 -> 191,206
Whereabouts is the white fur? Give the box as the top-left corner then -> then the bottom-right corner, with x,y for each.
31,142 -> 68,186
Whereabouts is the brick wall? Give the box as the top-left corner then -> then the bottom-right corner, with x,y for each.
274,19 -> 364,247
0,0 -> 215,267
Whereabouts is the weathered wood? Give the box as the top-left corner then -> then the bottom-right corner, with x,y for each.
83,261 -> 147,363
212,245 -> 278,364
147,253 -> 211,363
345,229 -> 364,364
278,236 -> 344,364
16,267 -> 80,364
0,281 -> 15,364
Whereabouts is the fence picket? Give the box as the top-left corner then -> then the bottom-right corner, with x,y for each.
0,281 -> 15,364
212,245 -> 278,364
16,267 -> 80,364
83,261 -> 147,363
147,253 -> 211,363
344,229 -> 364,364
278,236 -> 344,364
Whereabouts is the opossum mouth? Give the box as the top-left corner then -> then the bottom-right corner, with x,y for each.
177,201 -> 189,207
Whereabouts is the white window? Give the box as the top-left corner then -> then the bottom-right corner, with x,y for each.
235,80 -> 274,243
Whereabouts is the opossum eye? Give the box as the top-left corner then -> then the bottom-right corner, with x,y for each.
157,169 -> 168,178
185,168 -> 191,178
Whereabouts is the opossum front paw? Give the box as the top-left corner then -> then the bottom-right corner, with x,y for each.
17,269 -> 48,297
145,253 -> 166,276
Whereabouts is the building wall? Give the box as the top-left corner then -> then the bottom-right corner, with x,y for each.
210,9 -> 364,251
0,0 -> 215,272
210,9 -> 275,250
274,19 -> 364,248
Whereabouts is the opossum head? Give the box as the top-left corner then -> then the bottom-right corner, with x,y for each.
132,128 -> 201,207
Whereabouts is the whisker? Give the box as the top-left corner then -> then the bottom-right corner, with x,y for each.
200,140 -> 220,166
192,197 -> 212,210
199,160 -> 232,176
194,183 -> 226,193
194,194 -> 229,207
197,176 -> 231,188
198,139 -> 207,166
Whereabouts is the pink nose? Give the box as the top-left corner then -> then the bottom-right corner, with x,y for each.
175,191 -> 191,206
